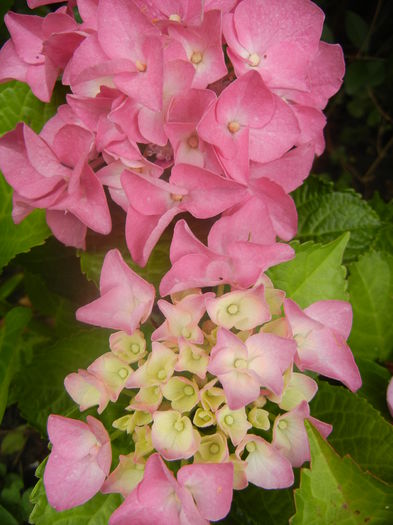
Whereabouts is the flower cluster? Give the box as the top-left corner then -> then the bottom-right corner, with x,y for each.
42,249 -> 361,522
0,0 -> 343,255
0,0 -> 357,523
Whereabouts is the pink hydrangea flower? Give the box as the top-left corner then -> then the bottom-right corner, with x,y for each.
109,453 -> 233,524
76,249 -> 155,333
44,414 -> 111,511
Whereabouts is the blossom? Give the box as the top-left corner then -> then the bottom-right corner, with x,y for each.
109,453 -> 233,525
76,249 -> 155,333
43,415 -> 111,511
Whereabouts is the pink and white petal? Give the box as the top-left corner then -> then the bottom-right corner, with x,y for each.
304,300 -> 353,340
47,414 -> 97,460
178,462 -> 233,521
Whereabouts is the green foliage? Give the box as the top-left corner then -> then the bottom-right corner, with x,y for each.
11,328 -> 112,434
291,422 -> 393,525
355,358 -> 392,417
0,307 -> 31,424
348,251 -> 393,361
268,233 -> 349,308
224,484 -> 295,525
30,461 -> 121,525
345,11 -> 369,50
369,194 -> 393,254
292,177 -> 381,261
311,381 -> 393,483
79,230 -> 171,291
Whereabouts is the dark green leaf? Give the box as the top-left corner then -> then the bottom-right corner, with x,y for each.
291,421 -> 393,524
292,177 -> 380,261
311,381 -> 393,483
0,307 -> 31,423
345,10 -> 369,49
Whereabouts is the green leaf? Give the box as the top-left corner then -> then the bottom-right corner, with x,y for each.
356,358 -> 391,417
30,461 -> 121,525
0,307 -> 31,424
310,381 -> 393,483
268,234 -> 349,308
348,251 -> 393,361
369,195 -> 393,254
292,177 -> 380,261
345,10 -> 369,49
79,230 -> 171,291
291,421 -> 393,525
223,484 -> 295,525
0,81 -> 66,272
0,505 -> 18,525
0,81 -> 65,136
12,328 -> 112,434
0,175 -> 51,274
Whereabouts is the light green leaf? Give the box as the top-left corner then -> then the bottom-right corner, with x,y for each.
12,328 -> 112,434
310,381 -> 393,483
0,307 -> 31,424
0,81 -> 65,136
291,422 -> 393,525
268,234 -> 349,308
30,460 -> 121,525
0,175 -> 50,273
348,251 -> 393,361
292,177 -> 380,261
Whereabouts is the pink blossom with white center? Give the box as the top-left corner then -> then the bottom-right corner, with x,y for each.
205,285 -> 271,331
152,292 -> 212,344
64,369 -> 110,414
109,453 -> 233,525
126,342 -> 177,389
284,298 -> 362,391
0,122 -> 111,249
0,9 -> 84,102
76,249 -> 155,333
208,328 -> 296,409
236,434 -> 294,489
272,400 -> 332,467
165,88 -> 221,171
151,410 -> 201,460
166,10 -> 227,88
122,165 -> 246,266
223,0 -> 324,92
197,70 -> 299,182
44,415 -> 111,511
160,220 -> 295,296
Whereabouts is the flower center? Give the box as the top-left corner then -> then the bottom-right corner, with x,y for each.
183,385 -> 194,396
228,121 -> 240,133
174,420 -> 185,432
181,327 -> 192,338
191,51 -> 203,64
130,343 -> 140,354
157,369 -> 167,380
226,303 -> 239,315
200,411 -> 211,421
248,52 -> 261,67
224,415 -> 234,426
234,358 -> 247,369
118,368 -> 129,379
278,420 -> 288,430
246,441 -> 256,453
135,60 -> 147,73
187,134 -> 199,149
209,443 -> 220,454
191,352 -> 201,361
169,13 -> 181,22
